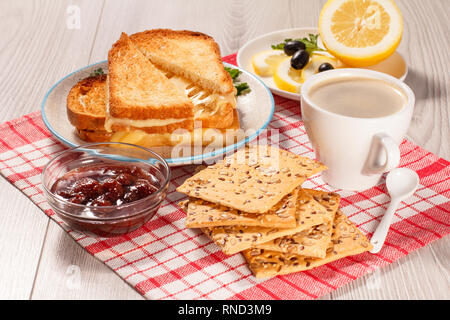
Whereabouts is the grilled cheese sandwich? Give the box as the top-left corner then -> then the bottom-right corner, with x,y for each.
67,29 -> 242,148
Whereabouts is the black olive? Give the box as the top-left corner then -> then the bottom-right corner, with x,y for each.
283,41 -> 306,56
318,63 -> 334,73
290,50 -> 309,70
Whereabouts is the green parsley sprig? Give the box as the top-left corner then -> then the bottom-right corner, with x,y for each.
225,67 -> 251,96
89,68 -> 105,77
235,83 -> 250,96
271,34 -> 326,55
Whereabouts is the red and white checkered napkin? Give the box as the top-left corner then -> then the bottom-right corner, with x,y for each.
0,54 -> 449,300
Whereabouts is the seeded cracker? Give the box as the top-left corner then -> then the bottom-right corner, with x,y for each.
254,189 -> 340,258
243,210 -> 373,278
184,190 -> 298,228
176,145 -> 326,213
202,187 -> 332,255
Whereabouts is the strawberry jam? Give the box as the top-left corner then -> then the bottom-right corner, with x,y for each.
51,164 -> 160,206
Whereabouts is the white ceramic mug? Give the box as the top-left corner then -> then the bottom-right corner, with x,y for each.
301,69 -> 415,191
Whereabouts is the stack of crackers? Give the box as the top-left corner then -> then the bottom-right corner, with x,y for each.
177,146 -> 373,278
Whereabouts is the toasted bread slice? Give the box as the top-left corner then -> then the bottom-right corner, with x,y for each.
130,29 -> 234,94
163,71 -> 235,129
67,74 -> 107,131
130,29 -> 236,129
106,32 -> 194,133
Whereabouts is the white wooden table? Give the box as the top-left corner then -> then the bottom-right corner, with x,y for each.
0,0 -> 448,300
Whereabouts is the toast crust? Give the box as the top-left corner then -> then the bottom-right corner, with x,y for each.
108,33 -> 194,121
67,75 -> 107,130
130,29 -> 234,94
108,96 -> 193,119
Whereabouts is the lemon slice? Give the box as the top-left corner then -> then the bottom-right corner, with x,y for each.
273,58 -> 303,93
251,50 -> 287,77
300,54 -> 339,82
319,0 -> 403,67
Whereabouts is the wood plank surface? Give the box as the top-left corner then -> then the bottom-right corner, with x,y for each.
0,0 -> 105,299
31,223 -> 143,300
0,0 -> 448,300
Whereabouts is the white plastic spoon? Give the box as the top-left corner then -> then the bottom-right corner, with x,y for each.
370,168 -> 419,254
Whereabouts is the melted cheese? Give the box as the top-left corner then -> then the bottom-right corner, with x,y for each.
105,116 -> 187,129
104,75 -> 188,132
110,127 -> 242,147
166,74 -> 236,118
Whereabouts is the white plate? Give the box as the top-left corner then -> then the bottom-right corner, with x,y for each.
237,27 -> 408,101
41,61 -> 274,166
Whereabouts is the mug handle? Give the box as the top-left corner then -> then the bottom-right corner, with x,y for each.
364,133 -> 400,174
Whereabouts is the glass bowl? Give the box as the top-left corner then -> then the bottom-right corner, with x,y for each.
41,142 -> 170,237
